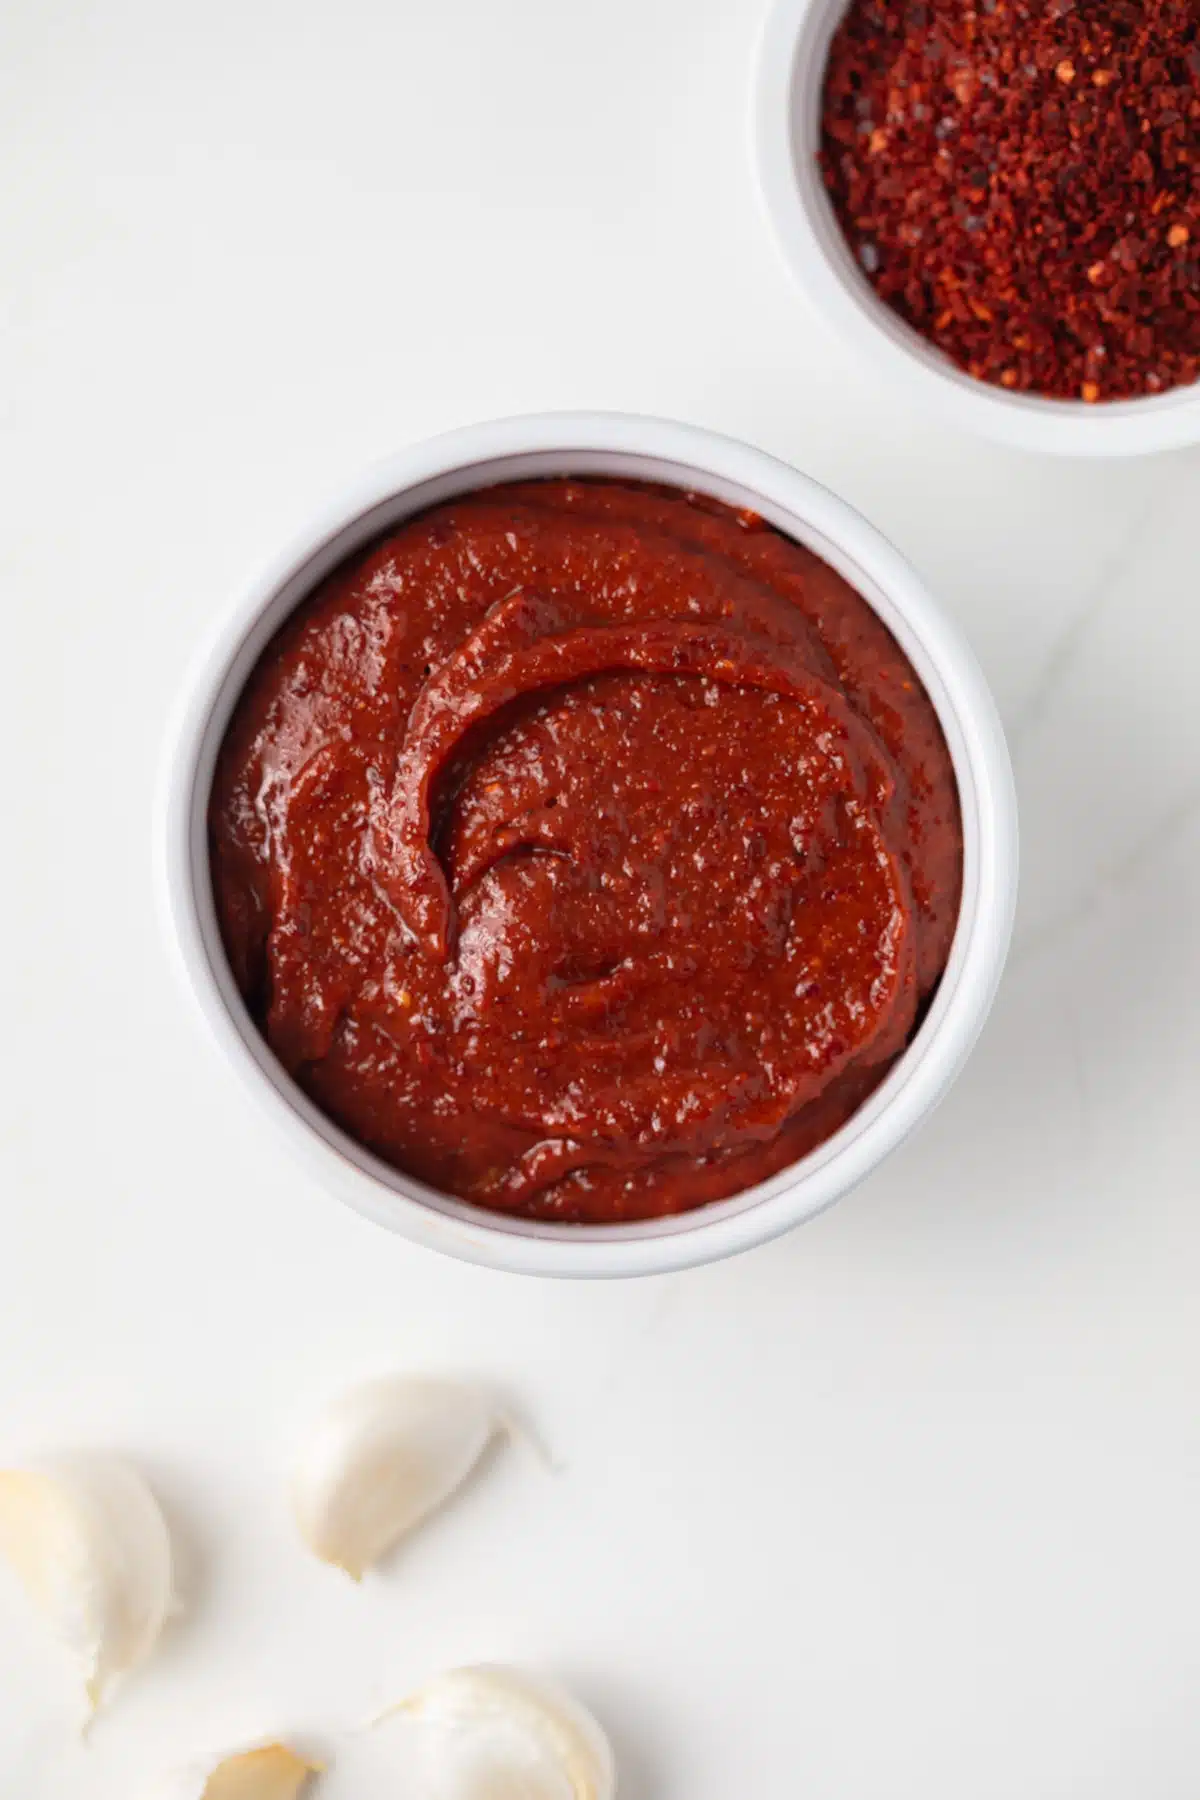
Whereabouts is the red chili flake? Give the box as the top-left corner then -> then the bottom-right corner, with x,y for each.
819,0 -> 1200,401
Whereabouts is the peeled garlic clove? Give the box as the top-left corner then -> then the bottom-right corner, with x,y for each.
0,1452 -> 174,1714
404,1664 -> 615,1800
143,1743 -> 321,1800
292,1376 -> 502,1579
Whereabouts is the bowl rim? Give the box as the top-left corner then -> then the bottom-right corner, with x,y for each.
157,410 -> 1018,1278
753,0 -> 1200,458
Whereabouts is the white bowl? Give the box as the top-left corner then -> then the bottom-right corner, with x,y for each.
159,412 -> 1017,1278
755,0 -> 1200,458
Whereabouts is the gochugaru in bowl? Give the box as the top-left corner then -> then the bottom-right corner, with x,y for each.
210,477 -> 962,1224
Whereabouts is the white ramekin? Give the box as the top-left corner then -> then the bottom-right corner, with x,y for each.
158,412 -> 1017,1278
755,0 -> 1200,458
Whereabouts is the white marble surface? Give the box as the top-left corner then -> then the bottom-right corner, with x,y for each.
2,0 -> 1199,1794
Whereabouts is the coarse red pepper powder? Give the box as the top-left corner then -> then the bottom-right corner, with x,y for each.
820,0 -> 1200,401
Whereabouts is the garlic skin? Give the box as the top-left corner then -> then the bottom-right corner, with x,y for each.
404,1664 -> 616,1800
143,1743 -> 320,1800
0,1453 -> 174,1714
291,1377 -> 502,1579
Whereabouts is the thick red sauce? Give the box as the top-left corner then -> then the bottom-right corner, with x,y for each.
210,480 -> 962,1223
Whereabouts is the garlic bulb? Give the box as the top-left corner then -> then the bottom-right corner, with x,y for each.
0,1453 -> 174,1714
291,1377 -> 503,1579
143,1743 -> 320,1800
403,1664 -> 615,1800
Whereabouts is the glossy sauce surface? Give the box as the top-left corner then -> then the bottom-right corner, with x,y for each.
210,480 -> 962,1222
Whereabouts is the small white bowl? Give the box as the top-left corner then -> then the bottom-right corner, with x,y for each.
158,412 -> 1017,1278
755,0 -> 1200,458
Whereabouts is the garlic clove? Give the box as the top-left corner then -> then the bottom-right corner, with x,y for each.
0,1453 -> 174,1715
291,1376 -> 502,1579
402,1664 -> 616,1800
144,1743 -> 321,1800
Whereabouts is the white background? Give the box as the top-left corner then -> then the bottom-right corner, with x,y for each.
2,1 -> 1200,1795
